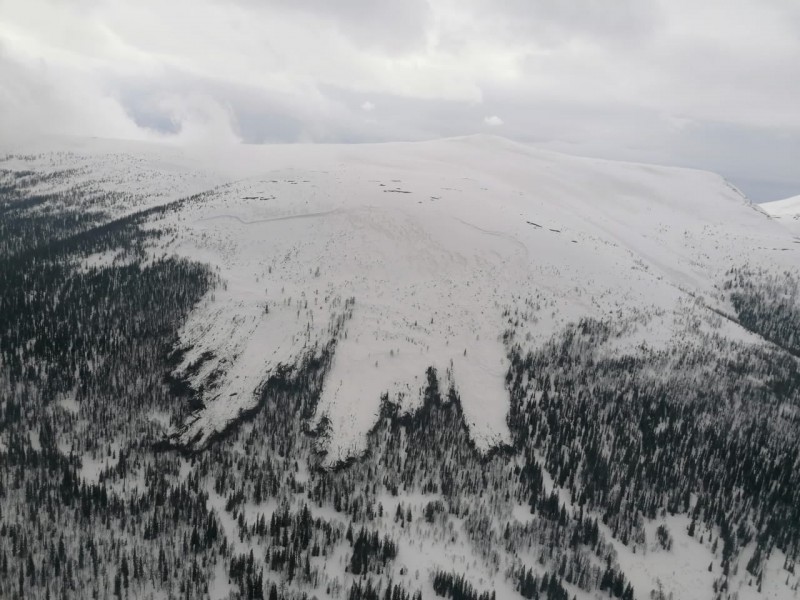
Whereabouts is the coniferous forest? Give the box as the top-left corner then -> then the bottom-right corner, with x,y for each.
1,162 -> 799,600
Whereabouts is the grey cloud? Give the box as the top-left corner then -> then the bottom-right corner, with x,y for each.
241,0 -> 433,54
1,0 -> 799,201
0,44 -> 144,142
463,0 -> 662,46
662,121 -> 800,201
113,68 -> 800,200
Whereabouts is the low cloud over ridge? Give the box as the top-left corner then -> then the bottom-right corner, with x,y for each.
1,0 -> 799,200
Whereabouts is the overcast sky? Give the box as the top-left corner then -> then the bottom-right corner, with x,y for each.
1,0 -> 799,201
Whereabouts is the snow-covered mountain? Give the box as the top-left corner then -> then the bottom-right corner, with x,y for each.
171,138 -> 798,462
763,195 -> 800,239
7,135 -> 795,458
2,135 -> 798,600
763,194 -> 800,216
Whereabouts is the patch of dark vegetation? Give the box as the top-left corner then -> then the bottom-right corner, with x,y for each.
164,345 -> 337,456
432,569 -> 496,600
346,526 -> 397,575
348,578 -> 422,600
504,299 -> 800,584
726,266 -> 800,357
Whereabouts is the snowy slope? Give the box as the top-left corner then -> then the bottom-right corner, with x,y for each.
760,196 -> 800,245
1,135 -> 228,217
762,194 -> 800,216
126,135 -> 795,461
5,135 -> 795,462
763,194 -> 800,239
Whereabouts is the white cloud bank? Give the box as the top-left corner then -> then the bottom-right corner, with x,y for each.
1,0 -> 799,199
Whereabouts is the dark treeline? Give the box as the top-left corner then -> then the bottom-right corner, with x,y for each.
0,174 -> 226,599
726,266 -> 800,357
432,570 -> 496,600
347,578 -> 421,600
